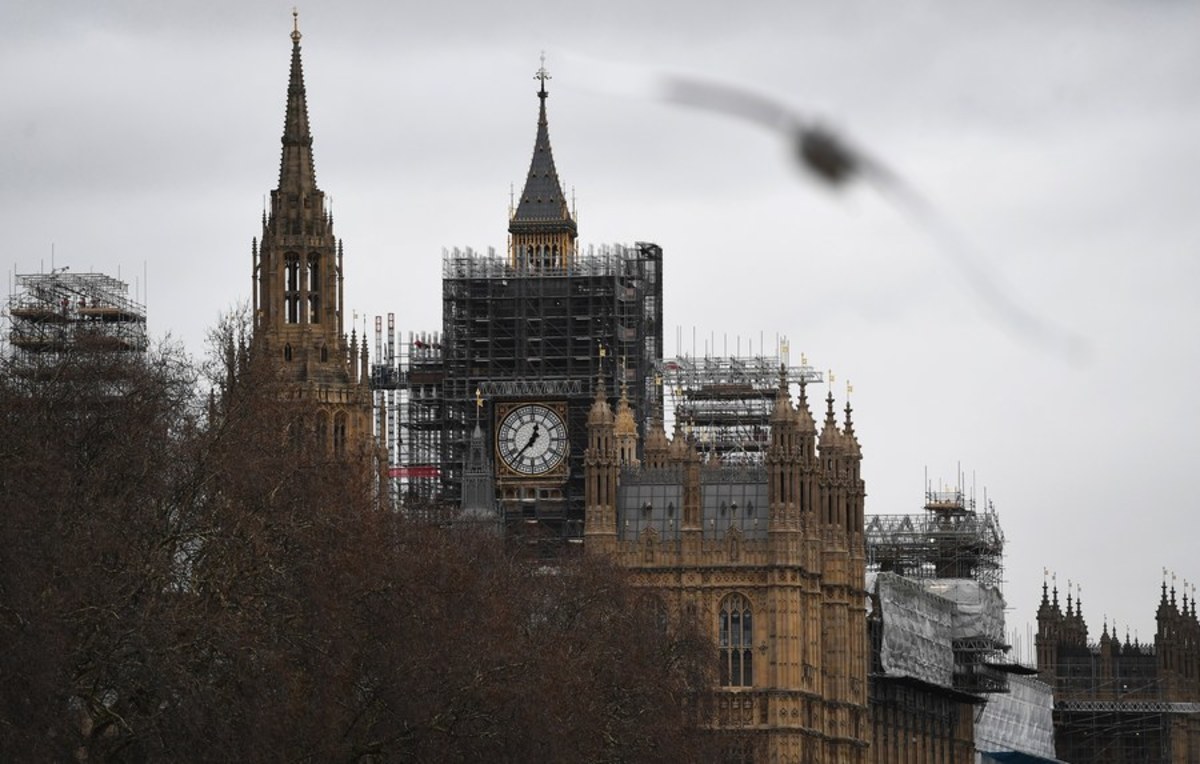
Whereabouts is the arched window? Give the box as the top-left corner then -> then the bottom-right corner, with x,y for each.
285,254 -> 301,324
639,594 -> 669,636
286,416 -> 304,451
308,254 -> 320,293
286,255 -> 300,291
315,411 -> 329,453
719,593 -> 754,687
283,343 -> 293,362
333,411 -> 348,458
320,344 -> 328,362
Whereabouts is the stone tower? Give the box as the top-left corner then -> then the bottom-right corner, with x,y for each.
251,14 -> 374,465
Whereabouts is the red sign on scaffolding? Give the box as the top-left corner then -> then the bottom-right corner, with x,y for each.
388,465 -> 441,479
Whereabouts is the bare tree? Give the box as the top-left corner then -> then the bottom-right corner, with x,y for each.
1,318 -> 718,762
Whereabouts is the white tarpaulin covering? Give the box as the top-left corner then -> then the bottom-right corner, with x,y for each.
922,578 -> 1006,643
871,572 -> 956,687
975,673 -> 1058,761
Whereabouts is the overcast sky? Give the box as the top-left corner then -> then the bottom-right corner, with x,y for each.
4,0 -> 1199,653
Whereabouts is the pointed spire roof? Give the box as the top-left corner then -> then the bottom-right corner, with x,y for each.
614,379 -> 638,436
669,419 -> 693,461
770,365 -> 792,423
644,393 -> 670,459
645,418 -> 669,452
819,389 -> 843,449
279,11 -> 316,193
796,375 -> 817,433
843,399 -> 861,457
588,373 -> 613,426
510,57 -> 576,235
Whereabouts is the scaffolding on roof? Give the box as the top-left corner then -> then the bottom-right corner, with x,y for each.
867,481 -> 1011,697
866,488 -> 1005,589
660,352 -> 823,464
6,271 -> 148,359
370,242 -> 664,529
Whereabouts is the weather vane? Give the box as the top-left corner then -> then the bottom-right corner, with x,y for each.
535,51 -> 551,94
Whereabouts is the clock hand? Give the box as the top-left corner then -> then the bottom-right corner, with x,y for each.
513,423 -> 541,460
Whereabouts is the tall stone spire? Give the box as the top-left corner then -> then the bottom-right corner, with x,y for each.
249,15 -> 375,476
509,54 -> 577,270
256,12 -> 342,355
279,9 -> 316,194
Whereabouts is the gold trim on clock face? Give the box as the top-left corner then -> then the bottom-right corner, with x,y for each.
497,403 -> 568,476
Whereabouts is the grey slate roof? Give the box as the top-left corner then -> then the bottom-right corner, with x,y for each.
510,89 -> 576,233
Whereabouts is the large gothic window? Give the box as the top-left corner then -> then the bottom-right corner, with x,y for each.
285,254 -> 300,324
719,593 -> 754,687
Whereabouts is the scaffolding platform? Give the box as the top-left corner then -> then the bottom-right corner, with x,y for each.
866,488 -> 1005,588
6,271 -> 148,360
660,352 -> 823,464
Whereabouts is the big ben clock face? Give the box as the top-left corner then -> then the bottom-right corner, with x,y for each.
497,403 -> 568,476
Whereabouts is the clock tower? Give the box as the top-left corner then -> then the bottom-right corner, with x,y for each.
429,60 -> 662,542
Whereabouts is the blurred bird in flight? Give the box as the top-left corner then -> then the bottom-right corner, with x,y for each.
658,75 -> 1091,363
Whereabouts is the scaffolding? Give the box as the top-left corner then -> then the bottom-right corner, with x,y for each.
1049,629 -> 1200,761
866,481 -> 1010,697
660,352 -> 823,464
866,487 -> 1005,589
6,270 -> 148,359
372,242 -> 663,535
370,315 -> 445,507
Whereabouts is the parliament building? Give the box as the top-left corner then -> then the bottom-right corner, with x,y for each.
246,18 -> 1058,763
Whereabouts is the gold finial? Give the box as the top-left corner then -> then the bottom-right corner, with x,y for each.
291,8 -> 301,43
654,372 -> 662,388
535,51 -> 551,94
846,380 -> 854,396
475,387 -> 483,409
828,370 -> 835,386
599,343 -> 606,359
801,352 -> 808,366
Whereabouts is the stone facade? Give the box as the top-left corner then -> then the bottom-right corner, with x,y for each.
585,374 -> 870,761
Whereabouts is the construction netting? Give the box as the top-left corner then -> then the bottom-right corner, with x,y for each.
869,572 -> 956,687
975,673 -> 1059,761
922,578 -> 1006,643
